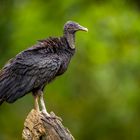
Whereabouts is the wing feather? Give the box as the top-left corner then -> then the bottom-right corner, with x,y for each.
0,48 -> 61,104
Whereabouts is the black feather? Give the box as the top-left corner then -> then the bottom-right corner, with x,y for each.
0,37 -> 75,104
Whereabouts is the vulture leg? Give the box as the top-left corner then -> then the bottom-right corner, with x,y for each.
33,94 -> 40,111
39,91 -> 50,116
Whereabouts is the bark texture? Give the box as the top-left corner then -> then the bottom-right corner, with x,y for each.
22,109 -> 75,140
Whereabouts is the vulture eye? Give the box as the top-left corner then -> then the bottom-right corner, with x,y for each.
68,24 -> 74,28
69,23 -> 74,26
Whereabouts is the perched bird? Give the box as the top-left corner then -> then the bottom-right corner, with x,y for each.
0,21 -> 88,113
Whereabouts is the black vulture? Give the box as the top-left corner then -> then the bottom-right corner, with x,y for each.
0,21 -> 88,114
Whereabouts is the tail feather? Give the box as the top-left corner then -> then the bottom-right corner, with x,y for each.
5,76 -> 33,103
0,73 -> 20,104
0,66 -> 37,104
0,75 -> 16,105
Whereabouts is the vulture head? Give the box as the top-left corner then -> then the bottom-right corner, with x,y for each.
64,21 -> 88,34
63,21 -> 88,49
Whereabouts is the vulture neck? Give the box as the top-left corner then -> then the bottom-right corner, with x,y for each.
64,31 -> 75,49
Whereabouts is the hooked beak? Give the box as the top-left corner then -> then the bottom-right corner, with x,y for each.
78,25 -> 88,32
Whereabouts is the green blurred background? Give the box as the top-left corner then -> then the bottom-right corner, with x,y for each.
0,0 -> 140,139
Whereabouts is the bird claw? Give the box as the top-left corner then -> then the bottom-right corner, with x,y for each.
52,116 -> 62,121
50,112 -> 62,121
41,111 -> 62,121
41,109 -> 51,117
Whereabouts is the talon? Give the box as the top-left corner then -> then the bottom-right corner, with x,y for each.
42,112 -> 62,121
52,116 -> 62,121
42,110 -> 51,117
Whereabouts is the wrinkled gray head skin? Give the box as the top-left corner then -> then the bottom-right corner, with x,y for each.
63,21 -> 88,49
64,21 -> 88,34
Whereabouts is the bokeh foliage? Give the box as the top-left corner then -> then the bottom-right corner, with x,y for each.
0,0 -> 140,140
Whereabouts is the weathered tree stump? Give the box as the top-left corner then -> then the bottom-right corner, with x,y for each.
22,109 -> 75,140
